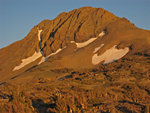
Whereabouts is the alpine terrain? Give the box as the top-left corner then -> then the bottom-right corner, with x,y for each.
0,7 -> 150,113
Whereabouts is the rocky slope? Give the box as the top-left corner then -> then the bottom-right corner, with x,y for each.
0,7 -> 121,82
0,7 -> 150,113
0,54 -> 150,113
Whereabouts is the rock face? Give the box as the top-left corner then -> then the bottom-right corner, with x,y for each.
38,7 -> 119,56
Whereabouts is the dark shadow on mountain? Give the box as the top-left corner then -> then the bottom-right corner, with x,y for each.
58,75 -> 73,81
93,103 -> 103,107
118,100 -> 146,113
10,75 -> 20,80
32,99 -> 56,113
0,93 -> 13,102
115,106 -> 133,113
25,65 -> 38,72
145,89 -> 150,95
0,82 -> 6,86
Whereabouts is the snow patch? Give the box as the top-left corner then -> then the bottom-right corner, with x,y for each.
98,31 -> 105,37
47,48 -> 63,57
38,57 -> 46,65
93,44 -> 104,53
13,52 -> 42,71
13,29 -> 43,71
38,30 -> 42,41
38,29 -> 43,54
38,47 -> 66,64
71,38 -> 97,48
92,45 -> 129,65
71,31 -> 105,48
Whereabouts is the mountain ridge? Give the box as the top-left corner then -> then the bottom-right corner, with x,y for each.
0,7 -> 150,113
0,6 -> 150,83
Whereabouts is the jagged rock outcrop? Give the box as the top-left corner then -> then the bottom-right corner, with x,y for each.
38,7 -> 120,56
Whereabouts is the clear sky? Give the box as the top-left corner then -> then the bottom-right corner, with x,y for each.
0,0 -> 150,48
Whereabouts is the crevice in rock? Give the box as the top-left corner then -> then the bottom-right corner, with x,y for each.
65,10 -> 77,39
49,14 -> 73,38
73,22 -> 84,41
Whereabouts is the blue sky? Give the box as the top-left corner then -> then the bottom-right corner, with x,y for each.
0,0 -> 150,48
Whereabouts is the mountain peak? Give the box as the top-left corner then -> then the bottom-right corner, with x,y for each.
37,7 -> 120,56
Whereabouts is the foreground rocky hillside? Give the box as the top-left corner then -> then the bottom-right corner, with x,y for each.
0,54 -> 150,113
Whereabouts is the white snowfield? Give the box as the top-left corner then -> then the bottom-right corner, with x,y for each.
93,44 -> 104,53
38,29 -> 42,41
38,57 -> 46,65
71,31 -> 105,48
13,52 -> 42,71
98,31 -> 105,37
13,29 -> 43,71
92,45 -> 129,65
38,47 -> 66,64
71,38 -> 97,48
47,48 -> 63,57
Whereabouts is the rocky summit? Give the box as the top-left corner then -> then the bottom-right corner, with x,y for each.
0,7 -> 150,113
